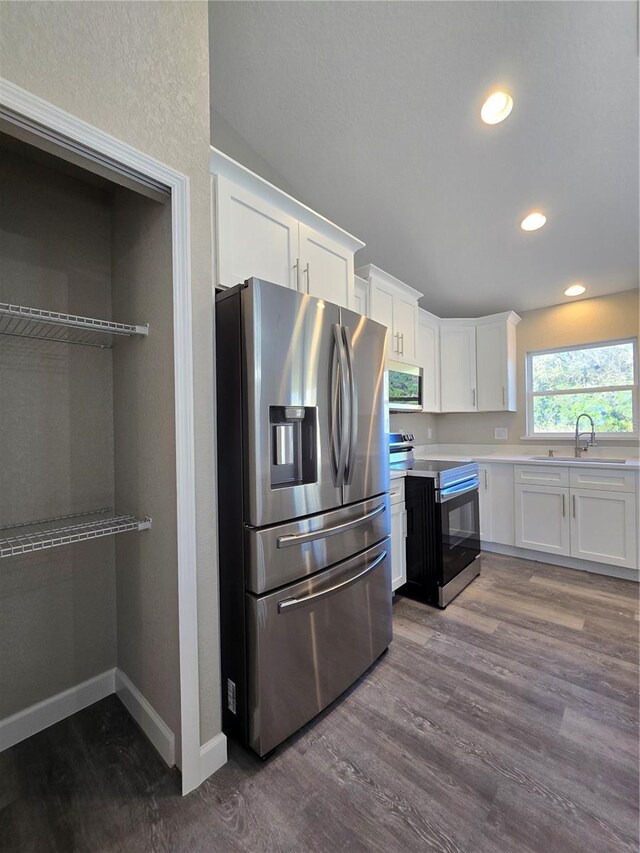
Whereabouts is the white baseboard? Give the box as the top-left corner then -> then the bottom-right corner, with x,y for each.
482,542 -> 639,582
199,731 -> 228,783
114,668 -> 175,767
0,668 -> 116,752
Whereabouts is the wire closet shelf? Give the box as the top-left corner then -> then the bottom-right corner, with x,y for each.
0,508 -> 152,558
0,303 -> 149,348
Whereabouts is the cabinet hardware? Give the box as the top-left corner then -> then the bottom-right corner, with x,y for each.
572,495 -> 576,518
394,332 -> 400,354
400,332 -> 404,356
484,469 -> 488,490
562,494 -> 566,517
472,388 -> 476,408
294,259 -> 300,290
502,386 -> 506,406
304,262 -> 310,293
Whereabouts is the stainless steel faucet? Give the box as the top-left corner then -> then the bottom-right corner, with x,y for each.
574,413 -> 596,457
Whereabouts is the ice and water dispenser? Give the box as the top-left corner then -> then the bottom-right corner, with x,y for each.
269,406 -> 317,488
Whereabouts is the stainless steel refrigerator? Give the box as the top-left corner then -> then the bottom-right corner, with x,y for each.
216,278 -> 392,756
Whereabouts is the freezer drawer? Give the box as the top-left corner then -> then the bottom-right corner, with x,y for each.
245,539 -> 392,756
245,494 -> 390,593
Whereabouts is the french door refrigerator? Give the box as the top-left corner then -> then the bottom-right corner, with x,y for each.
216,278 -> 392,756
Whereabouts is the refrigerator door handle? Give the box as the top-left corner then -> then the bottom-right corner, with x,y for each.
277,549 -> 387,613
342,325 -> 358,484
276,502 -> 386,548
331,323 -> 350,486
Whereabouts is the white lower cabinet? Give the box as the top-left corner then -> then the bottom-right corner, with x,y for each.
570,488 -> 637,569
514,465 -> 638,570
515,484 -> 571,556
389,480 -> 407,591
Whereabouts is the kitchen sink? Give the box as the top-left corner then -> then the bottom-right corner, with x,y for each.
528,456 -> 626,464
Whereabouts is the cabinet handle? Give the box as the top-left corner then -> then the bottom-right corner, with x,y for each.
572,495 -> 576,518
394,332 -> 400,354
293,259 -> 300,290
400,332 -> 404,355
472,388 -> 476,408
502,386 -> 506,406
304,263 -> 310,293
562,494 -> 566,517
484,469 -> 488,490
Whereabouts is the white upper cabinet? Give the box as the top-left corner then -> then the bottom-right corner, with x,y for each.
439,322 -> 477,412
353,274 -> 369,317
438,311 -> 521,413
211,148 -> 364,308
215,175 -> 299,290
417,309 -> 440,412
356,264 -> 421,364
298,224 -> 354,308
476,313 -> 520,412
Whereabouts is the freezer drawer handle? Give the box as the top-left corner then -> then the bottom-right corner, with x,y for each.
277,549 -> 387,613
276,502 -> 386,548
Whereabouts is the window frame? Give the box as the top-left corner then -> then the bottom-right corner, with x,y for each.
525,337 -> 639,439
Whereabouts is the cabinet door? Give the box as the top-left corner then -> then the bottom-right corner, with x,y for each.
298,224 -> 353,309
476,321 -> 508,411
215,176 -> 298,290
514,484 -> 570,556
393,295 -> 417,363
440,325 -> 477,411
369,281 -> 395,359
571,488 -> 637,569
353,275 -> 369,317
417,311 -> 440,412
390,502 -> 407,591
489,463 -> 515,546
478,465 -> 491,542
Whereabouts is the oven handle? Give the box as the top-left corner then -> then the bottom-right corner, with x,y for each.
277,550 -> 387,613
436,476 -> 480,504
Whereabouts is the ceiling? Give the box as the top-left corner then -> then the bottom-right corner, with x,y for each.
209,1 -> 639,317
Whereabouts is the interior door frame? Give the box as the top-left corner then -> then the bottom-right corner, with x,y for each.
0,78 -> 222,794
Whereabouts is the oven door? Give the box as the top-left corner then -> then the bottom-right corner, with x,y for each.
436,477 -> 481,586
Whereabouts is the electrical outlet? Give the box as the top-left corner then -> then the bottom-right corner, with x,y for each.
494,427 -> 508,440
427,428 -> 433,439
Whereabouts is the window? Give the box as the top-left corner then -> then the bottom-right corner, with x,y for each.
526,339 -> 638,436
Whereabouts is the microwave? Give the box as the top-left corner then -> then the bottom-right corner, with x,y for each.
386,361 -> 423,412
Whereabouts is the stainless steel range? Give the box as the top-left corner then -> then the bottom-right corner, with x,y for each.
390,433 -> 481,607
216,278 -> 392,757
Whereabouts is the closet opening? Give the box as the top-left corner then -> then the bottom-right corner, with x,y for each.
0,128 -> 184,777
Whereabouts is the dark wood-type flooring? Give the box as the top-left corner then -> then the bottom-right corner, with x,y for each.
2,553 -> 638,852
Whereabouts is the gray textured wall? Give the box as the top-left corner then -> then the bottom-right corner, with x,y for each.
111,188 -> 182,760
0,148 -> 117,718
1,1 -> 221,745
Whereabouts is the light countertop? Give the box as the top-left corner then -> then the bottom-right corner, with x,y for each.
389,444 -> 639,476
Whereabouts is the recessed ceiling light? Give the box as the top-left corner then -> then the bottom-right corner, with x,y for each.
564,283 -> 586,297
480,91 -> 513,125
520,211 -> 547,231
